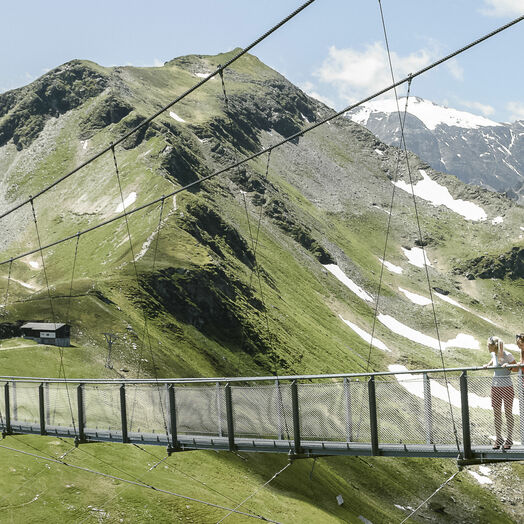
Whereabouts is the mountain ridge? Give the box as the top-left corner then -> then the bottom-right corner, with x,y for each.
347,96 -> 524,200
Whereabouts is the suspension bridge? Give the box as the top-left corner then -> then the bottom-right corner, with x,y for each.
1,366 -> 523,465
0,2 -> 523,521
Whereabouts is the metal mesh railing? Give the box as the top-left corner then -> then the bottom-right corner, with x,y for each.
10,382 -> 39,427
175,384 -> 226,436
231,383 -> 291,439
83,384 -> 121,431
126,384 -> 169,436
0,369 -> 522,454
45,383 -> 78,429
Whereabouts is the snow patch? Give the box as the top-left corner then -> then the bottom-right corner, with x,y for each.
378,257 -> 402,274
324,264 -> 373,302
393,170 -> 487,221
28,260 -> 40,269
115,192 -> 137,213
2,276 -> 37,290
194,72 -> 215,80
398,287 -> 431,306
401,246 -> 432,268
169,111 -> 186,123
491,216 -> 503,225
81,140 -> 88,150
468,470 -> 493,485
434,292 -> 465,310
378,315 -> 479,350
372,205 -> 390,215
445,333 -> 479,349
374,148 -> 384,156
338,315 -> 391,352
349,97 -> 501,130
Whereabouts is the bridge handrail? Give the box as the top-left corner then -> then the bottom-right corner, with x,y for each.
0,364 -> 522,384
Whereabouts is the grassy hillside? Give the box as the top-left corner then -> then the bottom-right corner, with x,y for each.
0,50 -> 522,522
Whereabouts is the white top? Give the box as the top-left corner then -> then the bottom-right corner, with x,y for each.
492,350 -> 515,387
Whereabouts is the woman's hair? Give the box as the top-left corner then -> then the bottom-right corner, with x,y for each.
487,335 -> 502,348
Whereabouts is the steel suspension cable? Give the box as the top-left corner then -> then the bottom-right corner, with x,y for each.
30,198 -> 56,322
30,199 -> 79,435
132,443 -> 254,509
216,461 -> 291,523
220,70 -> 290,439
0,443 -> 281,522
110,145 -> 169,436
366,81 -> 412,371
1,14 -> 522,272
354,85 -> 412,441
51,232 -> 82,437
399,471 -> 460,524
144,197 -> 170,438
3,258 -> 12,309
0,0 -> 316,223
376,0 -> 462,456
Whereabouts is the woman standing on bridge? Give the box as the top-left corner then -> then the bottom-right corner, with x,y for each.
515,333 -> 524,367
483,336 -> 517,450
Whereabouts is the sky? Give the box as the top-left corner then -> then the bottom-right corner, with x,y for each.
0,0 -> 523,122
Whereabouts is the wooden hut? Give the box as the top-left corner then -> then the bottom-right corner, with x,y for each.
21,322 -> 70,347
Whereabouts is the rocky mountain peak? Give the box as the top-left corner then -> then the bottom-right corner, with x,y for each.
347,97 -> 524,200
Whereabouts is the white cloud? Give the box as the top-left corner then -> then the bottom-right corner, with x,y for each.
314,43 -> 434,105
480,0 -> 524,17
507,101 -> 524,121
459,99 -> 496,117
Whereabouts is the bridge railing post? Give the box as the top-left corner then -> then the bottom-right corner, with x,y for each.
39,383 -> 46,435
77,384 -> 85,444
216,382 -> 223,437
44,382 -> 51,426
168,384 -> 179,451
423,373 -> 433,444
11,381 -> 17,421
460,371 -> 472,459
4,383 -> 11,435
291,380 -> 302,455
275,380 -> 284,440
368,376 -> 379,455
518,368 -> 524,445
225,383 -> 235,451
120,384 -> 129,443
343,378 -> 353,442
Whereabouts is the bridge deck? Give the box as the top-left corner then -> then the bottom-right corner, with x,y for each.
1,367 -> 523,463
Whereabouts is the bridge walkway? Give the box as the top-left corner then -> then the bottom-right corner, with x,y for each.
1,366 -> 523,465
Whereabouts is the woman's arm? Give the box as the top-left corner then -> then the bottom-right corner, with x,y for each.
502,358 -> 519,372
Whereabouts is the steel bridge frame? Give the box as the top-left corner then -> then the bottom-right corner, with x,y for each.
0,365 -> 522,465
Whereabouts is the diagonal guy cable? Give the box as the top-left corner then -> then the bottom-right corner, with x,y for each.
0,443 -> 281,523
377,0 -> 462,454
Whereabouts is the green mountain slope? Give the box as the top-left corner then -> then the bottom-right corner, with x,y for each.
0,50 -> 522,522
